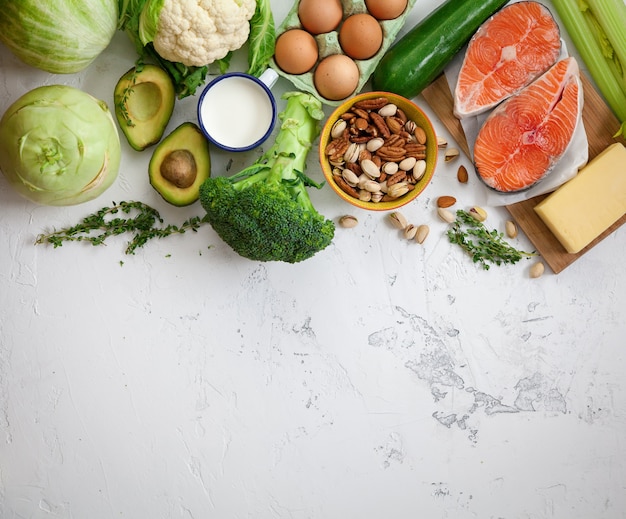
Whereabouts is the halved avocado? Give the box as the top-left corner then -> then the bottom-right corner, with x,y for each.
149,122 -> 211,206
114,64 -> 175,151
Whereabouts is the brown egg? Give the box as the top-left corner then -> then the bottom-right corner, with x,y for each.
365,0 -> 408,20
314,54 -> 360,101
298,0 -> 343,35
274,29 -> 319,75
339,13 -> 383,60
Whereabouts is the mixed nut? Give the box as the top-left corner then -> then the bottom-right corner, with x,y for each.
324,96 -> 430,203
388,211 -> 430,245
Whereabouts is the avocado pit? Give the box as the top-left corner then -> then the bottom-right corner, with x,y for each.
160,149 -> 197,188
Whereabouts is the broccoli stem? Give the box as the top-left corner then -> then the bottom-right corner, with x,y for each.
229,93 -> 324,211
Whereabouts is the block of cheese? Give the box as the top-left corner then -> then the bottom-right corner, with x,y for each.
534,142 -> 626,254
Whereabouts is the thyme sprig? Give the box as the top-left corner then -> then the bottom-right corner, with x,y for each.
115,59 -> 145,127
446,210 -> 536,270
35,200 -> 208,255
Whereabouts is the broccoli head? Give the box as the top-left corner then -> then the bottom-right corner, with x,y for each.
199,92 -> 335,264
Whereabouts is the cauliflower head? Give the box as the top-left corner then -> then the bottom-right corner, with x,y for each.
148,0 -> 257,67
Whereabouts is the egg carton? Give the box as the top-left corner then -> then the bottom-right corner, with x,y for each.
270,0 -> 418,106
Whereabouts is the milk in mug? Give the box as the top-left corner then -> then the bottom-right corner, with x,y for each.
198,73 -> 276,151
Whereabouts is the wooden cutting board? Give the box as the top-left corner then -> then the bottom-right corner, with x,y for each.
422,73 -> 626,274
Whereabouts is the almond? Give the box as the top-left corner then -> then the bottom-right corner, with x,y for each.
436,195 -> 456,208
529,261 -> 545,279
505,220 -> 518,239
457,165 -> 469,183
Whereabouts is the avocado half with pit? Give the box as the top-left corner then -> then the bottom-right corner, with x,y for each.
149,122 -> 211,206
114,64 -> 175,151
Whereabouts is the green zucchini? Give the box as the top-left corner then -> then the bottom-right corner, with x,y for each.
371,0 -> 509,99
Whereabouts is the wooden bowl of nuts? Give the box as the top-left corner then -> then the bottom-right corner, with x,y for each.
319,91 -> 438,211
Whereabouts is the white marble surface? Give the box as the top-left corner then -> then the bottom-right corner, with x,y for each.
1,1 -> 625,518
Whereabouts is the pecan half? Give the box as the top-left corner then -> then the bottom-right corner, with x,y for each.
334,176 -> 360,198
386,171 -> 407,187
353,97 -> 389,111
384,134 -> 406,148
370,112 -> 391,139
325,137 -> 349,157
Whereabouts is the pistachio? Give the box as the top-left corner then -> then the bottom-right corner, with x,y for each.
366,137 -> 384,152
444,147 -> 460,162
331,119 -> 347,139
529,261 -> 545,278
398,156 -> 417,171
378,103 -> 398,117
468,206 -> 487,222
404,120 -> 417,134
362,179 -> 382,193
341,168 -> 359,186
387,182 -> 410,198
360,158 -> 381,179
505,220 -> 518,239
415,224 -> 430,244
382,161 -> 399,175
412,160 -> 427,182
437,136 -> 448,148
403,224 -> 418,240
339,215 -> 358,228
358,189 -> 372,202
344,142 -> 361,163
437,207 -> 456,223
389,211 -> 408,230
357,174 -> 370,189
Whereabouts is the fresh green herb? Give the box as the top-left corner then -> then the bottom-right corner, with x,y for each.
551,0 -> 626,137
446,210 -> 536,270
35,201 -> 208,256
246,0 -> 276,78
116,59 -> 145,127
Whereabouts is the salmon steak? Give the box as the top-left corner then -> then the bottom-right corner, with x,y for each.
454,1 -> 561,119
473,56 -> 582,193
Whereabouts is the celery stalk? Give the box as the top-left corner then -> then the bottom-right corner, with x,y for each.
582,0 -> 626,82
552,0 -> 626,137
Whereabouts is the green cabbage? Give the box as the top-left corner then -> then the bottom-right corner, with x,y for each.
0,85 -> 121,206
0,0 -> 117,73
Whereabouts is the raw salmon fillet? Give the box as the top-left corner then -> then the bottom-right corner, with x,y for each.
454,1 -> 561,119
473,56 -> 582,193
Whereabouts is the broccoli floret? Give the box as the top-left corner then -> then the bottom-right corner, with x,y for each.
199,91 -> 335,263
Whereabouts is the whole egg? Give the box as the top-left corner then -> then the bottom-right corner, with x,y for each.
298,0 -> 343,35
314,54 -> 360,101
338,13 -> 383,61
274,29 -> 318,74
365,0 -> 408,20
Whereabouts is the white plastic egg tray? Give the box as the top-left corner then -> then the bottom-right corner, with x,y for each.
270,0 -> 418,106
